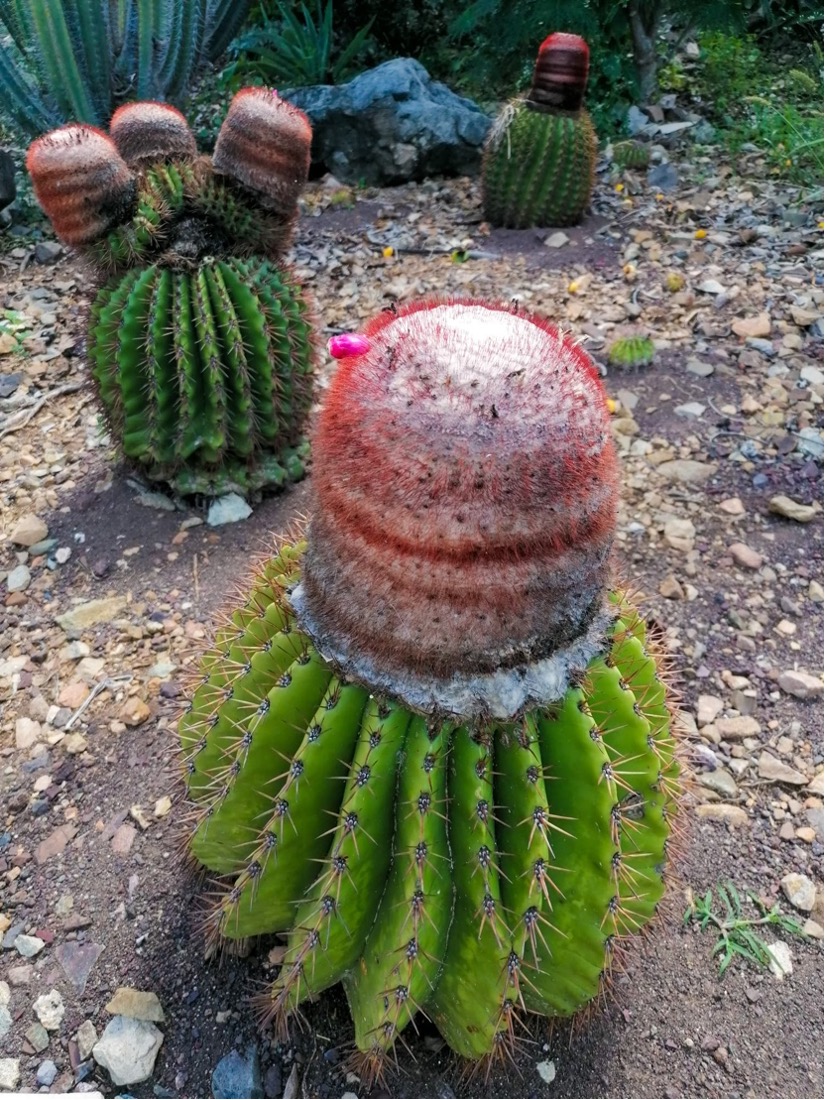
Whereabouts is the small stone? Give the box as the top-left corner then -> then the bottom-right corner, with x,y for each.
781,873 -> 816,912
15,716 -> 42,750
55,941 -> 104,993
10,514 -> 48,547
111,823 -> 137,856
54,546 -> 71,564
58,682 -> 90,709
8,965 -> 33,986
803,919 -> 823,939
56,597 -> 127,631
64,732 -> 89,755
120,697 -> 151,726
696,769 -> 738,799
0,1006 -> 10,1039
663,517 -> 695,551
75,1020 -> 99,1061
207,493 -> 253,527
658,459 -> 715,484
732,313 -> 771,338
777,670 -> 823,701
0,1059 -> 20,1091
105,988 -> 165,1023
25,1021 -> 49,1052
758,752 -> 807,786
659,575 -> 684,599
36,1059 -> 58,1086
769,495 -> 817,523
35,241 -> 63,264
135,491 -> 176,511
33,989 -> 65,1031
674,402 -> 705,418
0,983 -> 8,1007
92,1016 -> 164,1087
6,564 -> 31,592
154,795 -> 172,818
695,803 -> 748,827
130,804 -> 151,830
211,1043 -> 263,1099
15,933 -> 45,957
719,497 -> 745,516
686,358 -> 714,377
696,695 -> 724,726
35,823 -> 78,865
715,715 -> 760,740
536,1060 -> 556,1084
729,542 -> 763,569
544,231 -> 569,248
765,941 -> 792,979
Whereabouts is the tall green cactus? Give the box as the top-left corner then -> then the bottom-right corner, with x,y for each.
181,300 -> 682,1074
28,91 -> 316,496
483,33 -> 598,228
0,0 -> 253,138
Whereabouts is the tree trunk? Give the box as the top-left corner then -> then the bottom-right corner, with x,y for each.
626,0 -> 661,101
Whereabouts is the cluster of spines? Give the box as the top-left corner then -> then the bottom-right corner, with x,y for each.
180,551 -> 681,1070
87,257 -> 313,489
607,335 -> 656,371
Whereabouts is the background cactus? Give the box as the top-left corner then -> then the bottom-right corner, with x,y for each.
613,139 -> 651,170
482,33 -> 598,228
607,333 -> 656,370
28,91 -> 316,496
181,300 -> 681,1072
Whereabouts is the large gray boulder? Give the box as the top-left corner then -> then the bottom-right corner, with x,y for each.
284,58 -> 491,185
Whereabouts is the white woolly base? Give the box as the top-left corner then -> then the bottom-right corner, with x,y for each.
289,582 -> 617,722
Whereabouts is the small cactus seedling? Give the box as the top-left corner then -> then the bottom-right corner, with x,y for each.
181,300 -> 681,1073
27,90 -> 315,496
482,33 -> 598,228
613,139 -> 651,171
607,333 -> 656,370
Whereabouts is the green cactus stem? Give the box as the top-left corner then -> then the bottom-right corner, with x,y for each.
482,33 -> 597,228
181,300 -> 681,1072
613,139 -> 651,171
27,89 -> 315,497
607,334 -> 656,370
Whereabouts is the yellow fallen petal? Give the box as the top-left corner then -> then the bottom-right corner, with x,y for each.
694,229 -> 707,240
382,246 -> 394,258
614,182 -> 624,192
606,397 -> 619,414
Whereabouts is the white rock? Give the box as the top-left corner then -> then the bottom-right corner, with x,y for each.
658,459 -> 715,484
663,517 -> 695,551
696,695 -> 724,727
33,989 -> 65,1030
206,493 -> 253,527
674,402 -> 705,418
766,941 -> 793,979
0,1006 -> 11,1039
0,982 -> 9,1007
15,934 -> 45,958
536,1060 -> 557,1083
15,716 -> 42,750
781,873 -> 816,913
0,1059 -> 20,1091
777,670 -> 823,701
75,1019 -> 99,1061
6,564 -> 31,592
544,231 -> 569,248
10,514 -> 48,546
93,1016 -> 163,1086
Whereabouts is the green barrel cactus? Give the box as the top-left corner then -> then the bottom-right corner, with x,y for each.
482,33 -> 598,228
608,333 -> 656,370
613,139 -> 651,171
26,90 -> 316,496
181,300 -> 681,1074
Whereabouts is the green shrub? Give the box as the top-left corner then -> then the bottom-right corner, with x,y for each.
0,0 -> 252,138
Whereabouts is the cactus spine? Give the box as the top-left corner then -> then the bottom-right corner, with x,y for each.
28,91 -> 316,496
181,300 -> 681,1072
482,33 -> 597,228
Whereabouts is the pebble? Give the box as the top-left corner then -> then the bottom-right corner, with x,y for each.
6,563 -> 31,592
207,493 -> 253,527
766,941 -> 793,979
36,1059 -> 58,1086
0,1059 -> 20,1091
105,987 -> 165,1023
758,753 -> 807,786
8,965 -> 33,986
696,769 -> 738,799
120,697 -> 151,726
92,1016 -> 164,1087
695,803 -> 748,827
715,715 -> 760,740
35,823 -> 78,865
659,575 -> 684,600
211,1044 -> 263,1099
75,1020 -> 99,1061
55,941 -> 104,993
25,1021 -> 49,1052
769,495 -> 818,523
15,716 -> 42,749
696,695 -> 724,726
536,1060 -> 557,1084
0,983 -> 7,1006
674,402 -> 705,418
15,933 -> 45,957
64,732 -> 89,754
544,231 -> 569,248
663,517 -> 695,551
731,313 -> 771,338
0,1006 -> 10,1039
154,795 -> 173,818
111,823 -> 138,855
781,873 -> 817,913
777,670 -> 823,701
56,596 -> 127,631
686,357 -> 714,377
657,459 -> 716,483
719,496 -> 745,516
10,514 -> 48,547
729,542 -> 763,569
33,989 -> 65,1031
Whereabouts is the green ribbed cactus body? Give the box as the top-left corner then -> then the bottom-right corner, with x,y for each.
181,545 -> 679,1062
88,257 -> 313,494
607,334 -> 656,370
482,102 -> 597,228
613,139 -> 651,171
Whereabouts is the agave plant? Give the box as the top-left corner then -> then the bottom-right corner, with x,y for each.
0,0 -> 253,138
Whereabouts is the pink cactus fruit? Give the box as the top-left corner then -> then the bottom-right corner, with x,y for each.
529,32 -> 591,112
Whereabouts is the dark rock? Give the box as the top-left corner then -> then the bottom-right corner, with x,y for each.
0,373 -> 22,399
35,240 -> 63,265
647,162 -> 679,192
55,941 -> 105,992
263,1064 -> 282,1099
284,59 -> 491,185
211,1044 -> 263,1099
0,150 -> 15,212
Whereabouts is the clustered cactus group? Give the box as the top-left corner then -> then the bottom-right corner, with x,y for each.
27,89 -> 315,495
482,33 -> 598,228
181,300 -> 680,1072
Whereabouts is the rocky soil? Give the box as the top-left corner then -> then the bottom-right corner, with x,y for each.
1,144 -> 823,1099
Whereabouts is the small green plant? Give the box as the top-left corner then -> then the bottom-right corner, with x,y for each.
0,0 -> 253,138
222,0 -> 373,89
684,882 -> 808,976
